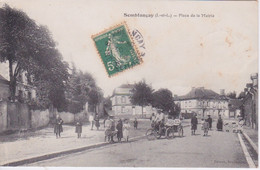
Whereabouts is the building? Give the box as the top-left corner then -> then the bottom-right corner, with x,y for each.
111,84 -> 153,117
0,62 -> 36,102
241,73 -> 258,130
174,87 -> 229,119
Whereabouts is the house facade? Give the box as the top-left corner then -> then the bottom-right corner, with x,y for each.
111,84 -> 153,117
174,87 -> 229,119
0,63 -> 36,102
241,73 -> 258,130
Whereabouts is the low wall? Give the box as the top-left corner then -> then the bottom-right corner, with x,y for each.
58,111 -> 87,124
0,101 -> 8,133
31,110 -> 50,129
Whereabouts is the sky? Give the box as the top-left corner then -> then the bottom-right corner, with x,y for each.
0,0 -> 258,97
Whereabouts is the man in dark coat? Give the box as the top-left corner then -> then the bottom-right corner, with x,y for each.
54,115 -> 63,138
94,114 -> 100,130
116,119 -> 123,142
191,114 -> 198,135
207,115 -> 213,130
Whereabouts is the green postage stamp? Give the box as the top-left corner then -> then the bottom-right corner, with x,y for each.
92,22 -> 142,77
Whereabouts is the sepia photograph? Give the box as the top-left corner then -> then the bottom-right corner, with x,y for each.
0,0 -> 258,168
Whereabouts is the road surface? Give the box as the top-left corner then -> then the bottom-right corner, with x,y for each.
28,125 -> 249,168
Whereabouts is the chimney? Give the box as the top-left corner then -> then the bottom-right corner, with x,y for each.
220,89 -> 225,96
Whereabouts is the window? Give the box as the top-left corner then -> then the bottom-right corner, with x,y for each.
189,101 -> 192,107
121,96 -> 126,103
122,106 -> 125,113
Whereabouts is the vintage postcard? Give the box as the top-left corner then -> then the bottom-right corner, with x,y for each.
0,0 -> 258,168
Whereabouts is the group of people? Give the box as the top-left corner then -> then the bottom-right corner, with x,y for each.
54,113 -> 139,141
150,110 -> 182,135
191,114 -> 224,136
54,115 -> 83,139
104,116 -> 137,143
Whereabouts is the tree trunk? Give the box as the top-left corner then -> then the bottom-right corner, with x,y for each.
141,106 -> 143,118
9,59 -> 16,101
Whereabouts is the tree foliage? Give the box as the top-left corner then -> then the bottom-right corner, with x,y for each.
152,88 -> 178,117
130,80 -> 153,117
66,65 -> 103,113
227,91 -> 237,99
0,5 -> 69,110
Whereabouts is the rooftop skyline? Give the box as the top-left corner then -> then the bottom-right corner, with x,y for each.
0,0 -> 258,97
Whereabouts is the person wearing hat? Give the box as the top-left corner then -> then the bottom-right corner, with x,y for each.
155,109 -> 165,134
191,114 -> 198,135
207,115 -> 212,130
54,115 -> 63,138
116,119 -> 123,142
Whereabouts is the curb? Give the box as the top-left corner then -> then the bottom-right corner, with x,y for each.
242,131 -> 258,154
2,124 -> 191,166
2,135 -> 146,166
238,133 -> 256,168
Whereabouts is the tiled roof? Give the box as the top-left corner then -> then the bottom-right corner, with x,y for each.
118,84 -> 135,88
175,87 -> 227,100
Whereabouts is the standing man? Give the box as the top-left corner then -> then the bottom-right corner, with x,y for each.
207,115 -> 213,130
133,118 -> 138,130
191,114 -> 198,135
54,115 -> 63,138
155,110 -> 165,134
89,113 -> 94,130
95,114 -> 100,130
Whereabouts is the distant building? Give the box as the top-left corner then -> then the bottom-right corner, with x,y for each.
174,87 -> 229,119
0,63 -> 36,102
111,84 -> 153,117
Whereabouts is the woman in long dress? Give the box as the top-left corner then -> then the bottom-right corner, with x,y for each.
123,119 -> 130,142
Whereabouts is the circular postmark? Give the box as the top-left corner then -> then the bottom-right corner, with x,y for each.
131,29 -> 145,57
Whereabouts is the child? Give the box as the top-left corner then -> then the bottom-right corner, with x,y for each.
203,119 -> 209,136
201,118 -> 205,130
134,118 -> 138,129
75,120 -> 82,138
123,119 -> 130,142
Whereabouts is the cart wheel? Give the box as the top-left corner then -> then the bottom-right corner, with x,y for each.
155,131 -> 162,139
146,129 -> 156,140
166,128 -> 174,139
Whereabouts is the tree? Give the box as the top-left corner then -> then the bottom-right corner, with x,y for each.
227,91 -> 237,99
0,4 -> 69,107
66,67 -> 102,114
152,88 -> 177,117
88,87 -> 103,113
130,80 -> 153,118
